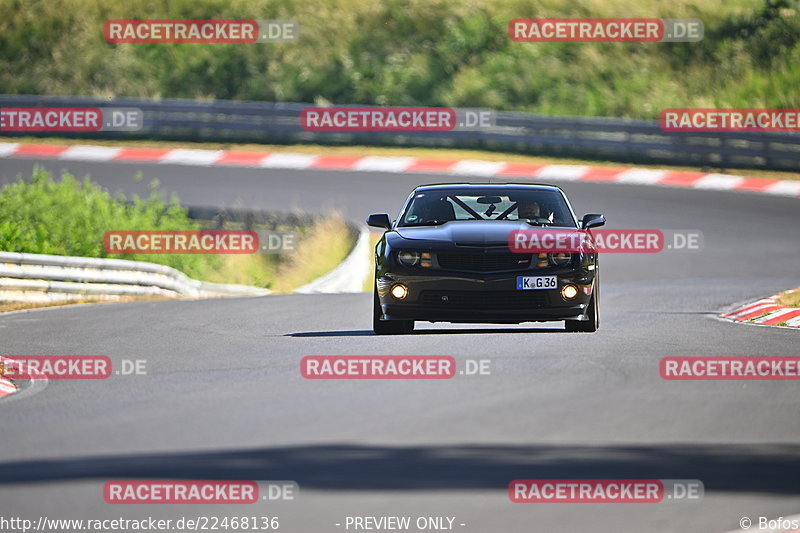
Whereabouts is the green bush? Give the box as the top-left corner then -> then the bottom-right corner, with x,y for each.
0,167 -> 220,277
0,0 -> 797,118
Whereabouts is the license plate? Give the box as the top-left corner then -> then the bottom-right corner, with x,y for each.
517,276 -> 557,290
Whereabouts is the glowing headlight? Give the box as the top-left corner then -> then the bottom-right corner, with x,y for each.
561,284 -> 579,300
397,251 -> 421,266
390,284 -> 409,300
549,252 -> 572,266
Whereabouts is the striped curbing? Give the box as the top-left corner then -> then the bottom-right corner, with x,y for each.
722,289 -> 800,329
1,142 -> 799,197
0,356 -> 19,399
0,355 -> 47,403
0,377 -> 17,399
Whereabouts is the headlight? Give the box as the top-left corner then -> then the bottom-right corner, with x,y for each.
549,252 -> 572,266
390,284 -> 409,300
561,284 -> 579,300
397,251 -> 432,267
397,251 -> 421,266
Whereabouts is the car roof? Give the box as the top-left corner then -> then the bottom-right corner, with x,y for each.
413,183 -> 565,193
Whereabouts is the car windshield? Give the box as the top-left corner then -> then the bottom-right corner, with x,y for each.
398,189 -> 576,228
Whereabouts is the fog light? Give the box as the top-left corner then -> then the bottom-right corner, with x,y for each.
390,284 -> 409,300
561,284 -> 579,300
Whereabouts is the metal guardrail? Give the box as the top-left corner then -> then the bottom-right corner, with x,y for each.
186,206 -> 318,230
1,94 -> 798,171
0,251 -> 271,303
0,208 -> 370,303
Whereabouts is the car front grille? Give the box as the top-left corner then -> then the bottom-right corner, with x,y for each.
436,252 -> 532,272
420,290 -> 548,310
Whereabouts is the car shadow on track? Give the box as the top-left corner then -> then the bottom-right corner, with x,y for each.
1,443 -> 799,495
287,327 -> 566,337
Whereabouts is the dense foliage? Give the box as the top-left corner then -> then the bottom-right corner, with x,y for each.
0,0 -> 797,118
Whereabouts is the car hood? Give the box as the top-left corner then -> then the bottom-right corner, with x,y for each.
394,221 -> 575,244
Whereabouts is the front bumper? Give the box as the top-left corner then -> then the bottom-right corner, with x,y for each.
377,270 -> 595,324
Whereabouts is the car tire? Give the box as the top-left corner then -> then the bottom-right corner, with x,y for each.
566,284 -> 599,333
373,287 -> 414,335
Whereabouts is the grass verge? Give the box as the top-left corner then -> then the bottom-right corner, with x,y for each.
0,357 -> 18,388
776,288 -> 800,308
1,0 -> 796,119
0,168 -> 357,305
0,296 -> 173,314
200,216 -> 354,293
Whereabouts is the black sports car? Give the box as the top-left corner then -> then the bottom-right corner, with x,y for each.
367,183 -> 605,334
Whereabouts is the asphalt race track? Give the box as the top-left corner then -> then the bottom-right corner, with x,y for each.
0,157 -> 799,533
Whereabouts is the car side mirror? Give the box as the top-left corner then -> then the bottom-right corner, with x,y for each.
581,213 -> 606,229
367,213 -> 392,230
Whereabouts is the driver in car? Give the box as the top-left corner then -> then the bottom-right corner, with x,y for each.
408,195 -> 456,224
517,199 -> 556,223
517,200 -> 541,220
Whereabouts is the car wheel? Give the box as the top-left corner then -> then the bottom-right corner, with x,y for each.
566,285 -> 599,333
373,287 -> 414,335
